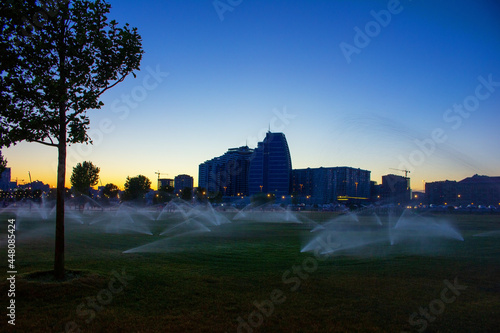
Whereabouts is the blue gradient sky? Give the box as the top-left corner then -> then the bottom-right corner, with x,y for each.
4,0 -> 500,191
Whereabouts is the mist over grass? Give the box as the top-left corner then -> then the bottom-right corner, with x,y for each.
0,209 -> 499,332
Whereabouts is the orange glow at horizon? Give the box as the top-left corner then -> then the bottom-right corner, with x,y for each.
3,137 -> 498,194
3,142 -> 199,191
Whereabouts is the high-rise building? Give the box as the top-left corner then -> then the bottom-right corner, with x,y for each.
292,167 -> 371,204
248,132 -> 292,196
198,132 -> 291,197
457,174 -> 500,206
199,146 -> 254,196
425,180 -> 458,205
174,174 -> 193,193
220,146 -> 254,196
425,174 -> 500,206
199,159 -> 216,193
0,167 -> 12,191
380,174 -> 411,203
158,178 -> 174,190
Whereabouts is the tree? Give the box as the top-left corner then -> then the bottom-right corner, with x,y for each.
70,161 -> 99,196
160,184 -> 175,194
0,1 -> 143,279
102,183 -> 119,199
180,187 -> 193,201
154,184 -> 174,204
123,175 -> 151,201
208,191 -> 222,204
251,192 -> 275,206
194,187 -> 207,203
0,151 -> 6,176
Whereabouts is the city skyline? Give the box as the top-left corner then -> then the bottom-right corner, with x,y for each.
2,0 -> 500,191
2,133 -> 497,194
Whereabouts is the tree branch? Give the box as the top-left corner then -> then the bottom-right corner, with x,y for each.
33,140 -> 58,147
97,74 -> 127,97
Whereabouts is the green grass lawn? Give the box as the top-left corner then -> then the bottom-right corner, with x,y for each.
1,211 -> 499,332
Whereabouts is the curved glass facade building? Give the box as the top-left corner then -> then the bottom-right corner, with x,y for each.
248,132 -> 292,196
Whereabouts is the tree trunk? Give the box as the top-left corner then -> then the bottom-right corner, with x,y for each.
54,10 -> 68,280
54,141 -> 66,280
54,90 -> 67,280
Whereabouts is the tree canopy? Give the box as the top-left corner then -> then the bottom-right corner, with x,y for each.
154,184 -> 174,204
70,161 -> 99,195
0,0 -> 143,279
0,0 -> 143,147
194,187 -> 207,203
180,187 -> 193,201
123,175 -> 151,201
0,151 -> 6,175
102,183 -> 119,199
251,192 -> 276,206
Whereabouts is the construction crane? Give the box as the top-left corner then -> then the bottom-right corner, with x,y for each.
155,171 -> 167,179
390,168 -> 411,178
155,171 -> 167,190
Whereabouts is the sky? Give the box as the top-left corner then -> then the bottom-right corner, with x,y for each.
3,0 -> 500,191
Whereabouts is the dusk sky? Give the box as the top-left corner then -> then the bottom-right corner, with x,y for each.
3,0 -> 500,191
